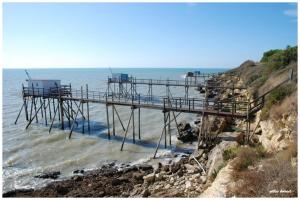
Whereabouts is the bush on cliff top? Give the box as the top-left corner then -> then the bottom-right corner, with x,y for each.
260,83 -> 296,120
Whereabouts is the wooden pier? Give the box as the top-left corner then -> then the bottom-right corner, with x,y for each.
15,73 -> 265,158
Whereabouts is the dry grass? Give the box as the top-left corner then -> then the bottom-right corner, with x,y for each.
228,146 -> 297,197
231,147 -> 257,171
270,91 -> 297,120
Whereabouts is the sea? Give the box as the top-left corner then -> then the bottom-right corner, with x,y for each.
2,68 -> 227,193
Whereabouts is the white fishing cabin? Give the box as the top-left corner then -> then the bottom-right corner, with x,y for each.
27,79 -> 61,95
111,73 -> 129,82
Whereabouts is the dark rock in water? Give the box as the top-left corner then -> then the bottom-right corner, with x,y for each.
132,172 -> 144,181
3,189 -> 34,197
55,185 -> 69,195
34,171 -> 61,179
161,164 -> 170,172
178,121 -> 191,131
72,175 -> 83,182
73,169 -> 84,174
177,121 -> 198,143
135,164 -> 153,171
176,168 -> 184,177
194,119 -> 201,125
169,162 -> 180,174
111,177 -> 129,186
122,166 -> 139,173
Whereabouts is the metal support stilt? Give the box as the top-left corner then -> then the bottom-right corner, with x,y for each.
68,102 -> 82,139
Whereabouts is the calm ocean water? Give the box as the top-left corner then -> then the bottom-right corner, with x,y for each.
2,68 -> 227,192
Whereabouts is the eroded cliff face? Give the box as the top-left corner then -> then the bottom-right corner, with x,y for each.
259,114 -> 296,152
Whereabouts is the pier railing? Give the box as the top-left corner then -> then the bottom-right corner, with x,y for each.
108,77 -> 206,86
23,86 -> 251,117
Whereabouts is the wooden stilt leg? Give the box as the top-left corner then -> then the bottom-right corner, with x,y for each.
26,100 -> 45,129
24,98 -> 29,121
114,106 -> 125,131
132,107 -> 135,143
138,107 -> 141,140
69,102 -> 82,139
33,98 -> 38,123
168,111 -> 171,147
48,98 -> 52,120
112,105 -> 115,136
44,99 -> 48,126
164,111 -> 167,148
106,104 -> 110,139
49,103 -> 59,134
14,104 -> 24,124
120,109 -> 134,151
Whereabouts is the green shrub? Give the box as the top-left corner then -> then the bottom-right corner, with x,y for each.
260,83 -> 295,120
260,49 -> 283,63
232,147 -> 257,171
223,147 -> 239,161
255,144 -> 268,158
261,45 -> 297,75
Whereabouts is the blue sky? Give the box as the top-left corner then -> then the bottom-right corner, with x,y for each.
3,3 -> 298,68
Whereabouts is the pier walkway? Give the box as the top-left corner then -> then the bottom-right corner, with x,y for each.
15,73 -> 269,157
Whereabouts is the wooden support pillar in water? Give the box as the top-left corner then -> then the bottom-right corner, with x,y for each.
26,100 -> 45,129
168,111 -> 171,147
164,111 -> 167,148
120,109 -> 134,151
112,105 -> 115,136
68,102 -> 82,139
106,104 -> 111,140
48,98 -> 52,120
33,98 -> 38,123
132,106 -> 135,143
138,107 -> 141,140
57,99 -> 61,122
49,103 -> 59,134
40,97 -> 44,119
81,86 -> 85,134
22,84 -> 29,121
67,100 -> 71,128
24,98 -> 29,121
43,98 -> 47,126
29,97 -> 33,122
86,84 -> 90,133
59,99 -> 64,130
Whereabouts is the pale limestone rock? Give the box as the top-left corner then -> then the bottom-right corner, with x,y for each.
200,162 -> 233,197
259,118 -> 294,152
143,173 -> 155,183
206,140 -> 238,177
185,180 -> 192,189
